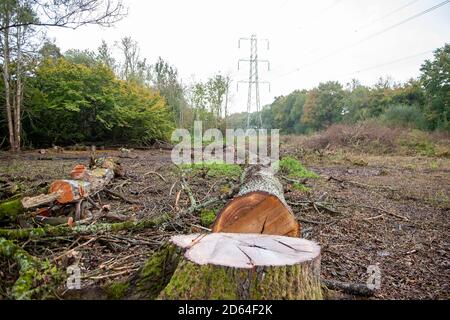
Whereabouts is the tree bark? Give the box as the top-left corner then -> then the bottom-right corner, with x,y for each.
1,4 -> 16,152
13,24 -> 22,151
213,165 -> 300,237
158,233 -> 322,300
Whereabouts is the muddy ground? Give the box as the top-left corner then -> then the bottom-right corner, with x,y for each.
0,145 -> 449,300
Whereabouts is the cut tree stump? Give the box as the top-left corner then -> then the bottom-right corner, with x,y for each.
212,166 -> 300,237
158,233 -> 322,300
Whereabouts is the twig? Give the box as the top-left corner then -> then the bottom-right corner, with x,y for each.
180,172 -> 197,207
85,196 -> 101,210
174,190 -> 181,212
104,189 -> 138,205
328,176 -> 396,192
364,214 -> 385,221
169,181 -> 178,196
189,224 -> 212,232
144,171 -> 167,182
83,269 -> 137,280
52,237 -> 97,262
281,176 -> 308,185
288,200 -> 341,215
351,204 -> 409,221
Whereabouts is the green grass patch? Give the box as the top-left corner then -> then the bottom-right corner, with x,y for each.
398,130 -> 436,157
181,161 -> 242,179
292,183 -> 311,192
279,156 -> 319,179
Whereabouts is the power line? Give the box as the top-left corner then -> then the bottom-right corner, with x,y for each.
278,0 -> 449,78
355,0 -> 421,33
338,49 -> 433,78
298,0 -> 342,31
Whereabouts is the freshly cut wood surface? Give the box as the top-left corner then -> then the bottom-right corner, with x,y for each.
172,233 -> 320,269
213,166 -> 300,237
159,233 -> 322,300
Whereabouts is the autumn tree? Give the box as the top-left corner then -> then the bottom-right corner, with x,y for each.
300,81 -> 344,131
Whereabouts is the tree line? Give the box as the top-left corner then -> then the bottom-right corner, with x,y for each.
1,1 -> 448,151
232,44 -> 448,134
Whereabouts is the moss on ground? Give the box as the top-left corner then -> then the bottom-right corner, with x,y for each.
105,282 -> 130,300
0,197 -> 23,222
200,209 -> 216,227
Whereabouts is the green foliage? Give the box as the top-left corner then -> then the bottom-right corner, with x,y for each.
200,210 -> 216,227
420,44 -> 450,131
381,104 -> 427,130
292,183 -> 311,192
152,57 -> 186,126
187,74 -> 230,130
301,81 -> 345,131
279,157 -> 319,179
23,58 -> 174,146
258,45 -> 449,134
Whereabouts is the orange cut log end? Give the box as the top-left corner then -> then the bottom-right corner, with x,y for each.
49,180 -> 89,204
70,165 -> 87,179
50,180 -> 76,204
212,192 -> 300,238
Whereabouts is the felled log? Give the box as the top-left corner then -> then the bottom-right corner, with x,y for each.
0,197 -> 24,223
212,166 -> 300,237
0,215 -> 168,240
20,158 -> 122,210
158,233 -> 322,300
0,237 -> 60,299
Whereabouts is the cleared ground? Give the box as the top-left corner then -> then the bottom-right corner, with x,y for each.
0,142 -> 449,299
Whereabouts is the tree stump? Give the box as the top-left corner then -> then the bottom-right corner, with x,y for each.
159,233 -> 322,300
212,166 -> 300,237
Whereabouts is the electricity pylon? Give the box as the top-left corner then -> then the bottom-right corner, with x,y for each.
237,35 -> 271,129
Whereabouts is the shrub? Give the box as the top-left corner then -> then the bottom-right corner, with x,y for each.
381,104 -> 427,130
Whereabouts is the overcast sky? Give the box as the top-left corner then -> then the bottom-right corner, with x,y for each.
49,0 -> 450,114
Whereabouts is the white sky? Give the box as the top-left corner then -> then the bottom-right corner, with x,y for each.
49,0 -> 450,114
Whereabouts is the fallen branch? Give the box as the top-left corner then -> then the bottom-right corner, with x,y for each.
322,279 -> 375,297
0,237 -> 61,299
328,176 -> 396,192
144,171 -> 166,182
0,215 -> 168,240
288,200 -> 341,216
104,189 -> 139,205
340,203 -> 409,221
